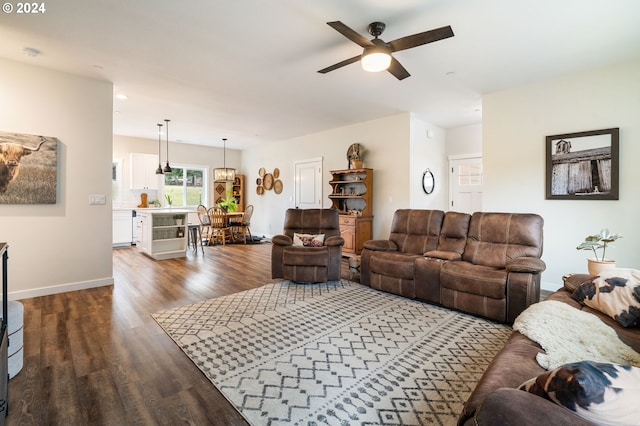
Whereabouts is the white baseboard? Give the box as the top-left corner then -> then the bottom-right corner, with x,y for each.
540,279 -> 561,292
9,277 -> 114,300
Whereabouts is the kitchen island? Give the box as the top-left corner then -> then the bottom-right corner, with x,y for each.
135,209 -> 189,260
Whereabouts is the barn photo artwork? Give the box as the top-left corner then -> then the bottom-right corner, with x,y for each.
0,131 -> 58,204
546,127 -> 619,200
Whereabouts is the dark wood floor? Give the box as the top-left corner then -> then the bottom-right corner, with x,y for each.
8,242 -> 355,425
7,242 -> 546,425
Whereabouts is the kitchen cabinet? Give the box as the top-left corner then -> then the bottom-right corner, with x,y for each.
112,209 -> 133,247
329,168 -> 373,256
136,209 -> 188,260
130,153 -> 160,190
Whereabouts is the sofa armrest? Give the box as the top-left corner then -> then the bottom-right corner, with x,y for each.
505,257 -> 546,273
562,273 -> 596,292
363,239 -> 398,251
272,234 -> 293,246
466,388 -> 595,426
325,236 -> 345,247
424,250 -> 461,261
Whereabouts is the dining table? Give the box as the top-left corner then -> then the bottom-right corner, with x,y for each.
207,210 -> 245,244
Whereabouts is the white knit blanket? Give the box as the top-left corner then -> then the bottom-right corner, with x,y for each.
513,300 -> 640,370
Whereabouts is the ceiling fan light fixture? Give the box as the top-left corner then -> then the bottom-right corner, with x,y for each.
361,46 -> 392,72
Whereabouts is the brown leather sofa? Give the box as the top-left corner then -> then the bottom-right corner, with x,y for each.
361,209 -> 546,323
271,208 -> 344,282
459,274 -> 640,425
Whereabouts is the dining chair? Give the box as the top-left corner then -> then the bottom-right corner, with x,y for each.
196,204 -> 212,245
208,207 -> 232,245
233,204 -> 254,244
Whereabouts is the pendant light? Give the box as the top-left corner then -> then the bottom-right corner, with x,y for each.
214,138 -> 236,182
163,119 -> 172,173
155,123 -> 164,174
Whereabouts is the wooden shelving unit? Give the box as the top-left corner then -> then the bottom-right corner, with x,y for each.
329,168 -> 373,256
214,174 -> 244,212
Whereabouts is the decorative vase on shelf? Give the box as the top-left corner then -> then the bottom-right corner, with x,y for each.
350,159 -> 363,169
587,258 -> 616,275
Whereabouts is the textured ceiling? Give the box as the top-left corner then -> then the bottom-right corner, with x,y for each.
1,0 -> 639,149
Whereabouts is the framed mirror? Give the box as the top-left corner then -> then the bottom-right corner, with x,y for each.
422,169 -> 435,194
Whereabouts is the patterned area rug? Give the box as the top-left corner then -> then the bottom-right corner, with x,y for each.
152,280 -> 510,425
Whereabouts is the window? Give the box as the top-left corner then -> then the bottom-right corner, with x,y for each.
458,163 -> 483,185
163,165 -> 208,207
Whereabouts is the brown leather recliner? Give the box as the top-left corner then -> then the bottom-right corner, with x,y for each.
271,208 -> 345,282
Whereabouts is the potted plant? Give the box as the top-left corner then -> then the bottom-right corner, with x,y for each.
576,228 -> 622,275
217,190 -> 238,213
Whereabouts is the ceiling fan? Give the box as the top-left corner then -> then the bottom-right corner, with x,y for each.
318,21 -> 454,80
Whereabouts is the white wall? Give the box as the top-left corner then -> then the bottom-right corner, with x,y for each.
446,123 -> 482,158
113,134 -> 241,208
242,113 -> 411,240
409,115 -> 448,210
483,60 -> 640,290
0,58 -> 113,299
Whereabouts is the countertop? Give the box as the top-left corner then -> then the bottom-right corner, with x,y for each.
134,208 -> 192,214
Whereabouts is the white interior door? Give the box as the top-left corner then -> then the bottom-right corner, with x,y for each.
294,157 -> 322,209
449,155 -> 483,214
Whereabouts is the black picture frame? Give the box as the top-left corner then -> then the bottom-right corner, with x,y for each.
545,128 -> 619,200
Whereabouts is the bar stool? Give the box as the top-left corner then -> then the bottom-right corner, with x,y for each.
187,223 -> 204,253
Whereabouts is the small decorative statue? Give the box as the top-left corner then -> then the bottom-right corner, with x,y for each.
347,143 -> 364,169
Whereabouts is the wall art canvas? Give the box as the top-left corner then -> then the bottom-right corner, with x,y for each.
0,131 -> 58,204
546,128 -> 619,200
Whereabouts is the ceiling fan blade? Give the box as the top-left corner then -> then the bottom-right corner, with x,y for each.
387,57 -> 410,80
389,25 -> 454,52
318,55 -> 361,74
327,21 -> 374,48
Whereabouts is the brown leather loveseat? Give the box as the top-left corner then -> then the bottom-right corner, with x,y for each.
361,209 -> 546,323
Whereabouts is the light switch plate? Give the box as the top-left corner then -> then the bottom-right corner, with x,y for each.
89,194 -> 106,205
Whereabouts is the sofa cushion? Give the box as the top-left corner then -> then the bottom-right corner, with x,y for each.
463,212 -> 544,268
519,361 -> 640,426
440,261 -> 507,299
388,209 -> 444,254
369,252 -> 419,281
435,211 -> 470,254
282,246 -> 328,266
572,268 -> 640,328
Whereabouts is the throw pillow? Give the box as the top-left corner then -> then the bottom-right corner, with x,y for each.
572,268 -> 640,327
519,361 -> 640,425
292,233 -> 325,247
